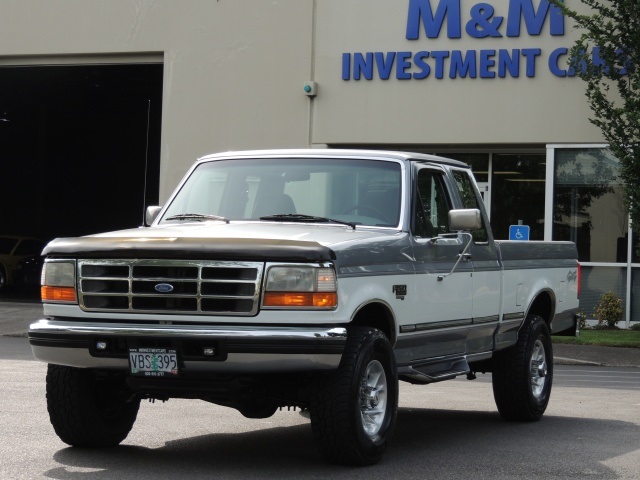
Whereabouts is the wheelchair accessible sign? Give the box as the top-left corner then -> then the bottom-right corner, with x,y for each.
509,225 -> 530,241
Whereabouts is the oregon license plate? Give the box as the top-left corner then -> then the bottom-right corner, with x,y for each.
129,348 -> 179,377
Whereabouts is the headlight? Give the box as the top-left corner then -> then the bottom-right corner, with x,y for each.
41,260 -> 77,303
263,265 -> 337,309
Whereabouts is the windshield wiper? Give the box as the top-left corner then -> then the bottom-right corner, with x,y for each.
165,213 -> 230,224
260,213 -> 356,230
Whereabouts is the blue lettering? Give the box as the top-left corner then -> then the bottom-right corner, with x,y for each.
506,0 -> 564,37
413,51 -> 431,79
466,4 -> 503,38
590,47 -> 625,76
406,0 -> 461,39
617,49 -> 630,76
591,47 -> 610,75
431,51 -> 450,78
549,47 -> 568,77
353,52 -> 374,80
498,49 -> 520,77
571,49 -> 588,75
522,48 -> 541,76
396,52 -> 412,79
480,50 -> 496,78
375,52 -> 396,80
342,53 -> 351,80
450,50 -> 477,78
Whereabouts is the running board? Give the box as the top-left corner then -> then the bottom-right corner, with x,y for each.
398,356 -> 470,384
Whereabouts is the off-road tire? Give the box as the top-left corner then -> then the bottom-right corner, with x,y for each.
46,364 -> 140,447
492,315 -> 553,421
310,326 -> 398,465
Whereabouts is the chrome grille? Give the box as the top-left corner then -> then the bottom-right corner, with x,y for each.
78,259 -> 263,316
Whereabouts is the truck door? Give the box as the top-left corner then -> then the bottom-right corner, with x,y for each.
450,168 -> 502,353
408,165 -> 474,356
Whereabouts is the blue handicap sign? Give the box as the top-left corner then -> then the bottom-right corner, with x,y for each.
509,225 -> 530,241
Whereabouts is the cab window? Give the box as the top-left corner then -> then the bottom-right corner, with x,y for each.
413,169 -> 451,238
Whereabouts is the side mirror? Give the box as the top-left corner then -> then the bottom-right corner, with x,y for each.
449,209 -> 482,231
145,206 -> 163,226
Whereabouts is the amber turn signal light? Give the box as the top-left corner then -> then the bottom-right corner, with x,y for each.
263,292 -> 337,308
41,286 -> 77,303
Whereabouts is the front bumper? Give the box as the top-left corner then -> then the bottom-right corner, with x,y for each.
28,319 -> 347,373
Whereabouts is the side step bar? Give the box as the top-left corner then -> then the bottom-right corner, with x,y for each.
397,352 -> 492,384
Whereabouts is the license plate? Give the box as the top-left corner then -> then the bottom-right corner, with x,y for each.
129,348 -> 179,377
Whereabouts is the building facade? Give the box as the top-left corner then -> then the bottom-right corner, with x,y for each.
0,0 -> 634,324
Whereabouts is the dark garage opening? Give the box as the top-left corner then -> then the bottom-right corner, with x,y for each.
0,63 -> 163,295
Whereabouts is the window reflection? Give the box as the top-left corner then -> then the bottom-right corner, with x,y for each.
553,148 -> 625,263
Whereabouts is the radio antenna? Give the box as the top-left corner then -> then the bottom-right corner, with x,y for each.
141,99 -> 151,226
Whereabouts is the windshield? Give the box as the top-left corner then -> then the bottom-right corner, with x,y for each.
160,157 -> 402,227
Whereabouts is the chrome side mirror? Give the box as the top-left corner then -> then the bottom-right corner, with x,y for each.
449,209 -> 482,231
145,206 -> 163,226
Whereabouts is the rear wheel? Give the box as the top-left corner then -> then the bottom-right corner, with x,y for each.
492,315 -> 553,421
46,364 -> 140,447
310,327 -> 398,465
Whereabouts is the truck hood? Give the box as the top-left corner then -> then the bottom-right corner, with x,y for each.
43,222 -> 406,263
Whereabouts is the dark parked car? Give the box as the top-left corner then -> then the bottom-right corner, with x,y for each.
15,254 -> 44,290
0,236 -> 46,291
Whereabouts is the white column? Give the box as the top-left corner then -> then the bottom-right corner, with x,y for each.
544,146 -> 555,241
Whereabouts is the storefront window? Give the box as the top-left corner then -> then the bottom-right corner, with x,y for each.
580,265 -> 627,321
490,154 -> 546,240
436,152 -> 546,240
630,268 -> 640,322
553,148 -> 625,263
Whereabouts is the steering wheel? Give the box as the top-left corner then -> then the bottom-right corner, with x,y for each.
341,204 -> 391,224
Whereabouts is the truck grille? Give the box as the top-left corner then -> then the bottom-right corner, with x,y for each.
78,260 -> 263,316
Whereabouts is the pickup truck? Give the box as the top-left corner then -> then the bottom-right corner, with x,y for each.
29,149 -> 579,465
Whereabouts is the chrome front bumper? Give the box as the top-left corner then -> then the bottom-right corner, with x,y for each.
28,319 -> 347,373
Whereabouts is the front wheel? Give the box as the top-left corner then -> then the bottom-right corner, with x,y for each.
310,327 -> 398,465
46,364 -> 140,447
492,315 -> 553,421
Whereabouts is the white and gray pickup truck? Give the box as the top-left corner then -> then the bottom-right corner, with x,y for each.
29,149 -> 579,465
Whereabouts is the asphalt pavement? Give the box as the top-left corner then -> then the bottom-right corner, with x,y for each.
1,299 -> 639,368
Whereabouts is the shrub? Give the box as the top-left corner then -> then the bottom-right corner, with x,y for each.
576,310 -> 588,330
631,323 -> 640,331
592,291 -> 623,328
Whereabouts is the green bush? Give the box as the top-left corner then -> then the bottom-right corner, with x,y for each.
631,323 -> 640,331
593,291 -> 623,328
576,310 -> 588,330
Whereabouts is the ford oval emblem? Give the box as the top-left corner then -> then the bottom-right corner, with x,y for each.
155,283 -> 174,293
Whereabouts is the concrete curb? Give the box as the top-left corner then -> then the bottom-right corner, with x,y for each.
553,356 -> 601,366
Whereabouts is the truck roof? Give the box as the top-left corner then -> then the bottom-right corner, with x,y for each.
197,149 -> 468,168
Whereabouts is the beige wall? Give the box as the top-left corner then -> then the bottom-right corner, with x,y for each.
0,0 -> 605,200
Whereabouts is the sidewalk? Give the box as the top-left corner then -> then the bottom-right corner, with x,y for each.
1,301 -> 639,367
